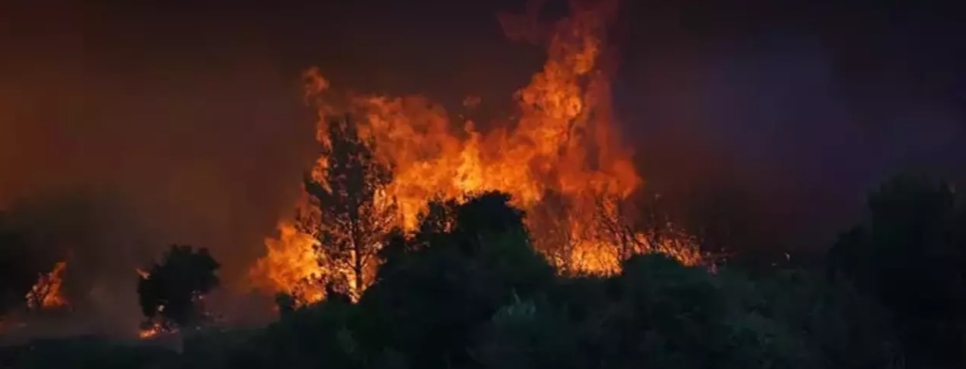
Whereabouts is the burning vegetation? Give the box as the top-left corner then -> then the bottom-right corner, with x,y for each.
248,0 -> 704,305
24,261 -> 68,311
136,245 -> 221,338
0,0 -> 706,338
2,1 -> 966,368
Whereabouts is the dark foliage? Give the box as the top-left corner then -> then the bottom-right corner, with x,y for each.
355,192 -> 554,369
137,245 -> 221,330
11,177 -> 966,369
195,191 -> 898,369
0,217 -> 36,314
0,336 -> 178,369
829,174 -> 966,368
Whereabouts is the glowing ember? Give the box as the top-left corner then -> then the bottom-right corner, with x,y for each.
250,0 -> 704,305
138,322 -> 171,339
138,304 -> 178,339
136,267 -> 150,279
139,326 -> 159,339
25,261 -> 68,310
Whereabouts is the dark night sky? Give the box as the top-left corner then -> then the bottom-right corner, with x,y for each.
1,0 -> 964,283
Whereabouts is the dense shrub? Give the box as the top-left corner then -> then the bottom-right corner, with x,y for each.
192,191 -> 900,369
830,174 -> 966,368
0,336 -> 179,369
4,185 -> 943,369
137,245 -> 221,331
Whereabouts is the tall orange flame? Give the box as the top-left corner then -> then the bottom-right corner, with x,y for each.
250,0 -> 703,304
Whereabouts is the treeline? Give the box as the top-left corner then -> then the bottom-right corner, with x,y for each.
0,113 -> 963,368
2,174 -> 965,369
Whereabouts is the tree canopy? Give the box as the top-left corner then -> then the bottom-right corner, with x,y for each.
137,245 -> 221,331
6,175 -> 965,369
829,174 -> 966,368
210,190 -> 899,369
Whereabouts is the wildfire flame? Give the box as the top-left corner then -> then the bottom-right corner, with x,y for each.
134,267 -> 174,339
138,319 -> 175,340
139,325 -> 162,339
249,222 -> 324,303
250,0 -> 704,304
25,261 -> 68,310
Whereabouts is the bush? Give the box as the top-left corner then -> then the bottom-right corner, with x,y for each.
2,191 -> 912,369
830,174 -> 965,368
221,184 -> 898,369
222,300 -> 364,369
0,336 -> 178,369
137,245 -> 221,331
352,192 -> 556,369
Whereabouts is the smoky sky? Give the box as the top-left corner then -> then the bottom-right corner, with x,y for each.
1,0 -> 964,286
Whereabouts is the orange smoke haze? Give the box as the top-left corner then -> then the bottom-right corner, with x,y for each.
0,0 -> 318,336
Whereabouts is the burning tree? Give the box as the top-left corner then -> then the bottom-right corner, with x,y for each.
250,0 -> 707,303
300,114 -> 397,301
137,245 -> 220,335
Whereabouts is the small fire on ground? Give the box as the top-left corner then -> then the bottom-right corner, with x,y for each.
25,261 -> 68,311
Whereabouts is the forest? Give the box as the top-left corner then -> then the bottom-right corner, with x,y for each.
2,1 -> 964,368
0,112 -> 964,369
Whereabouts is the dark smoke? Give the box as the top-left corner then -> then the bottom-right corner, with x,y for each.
614,0 -> 966,252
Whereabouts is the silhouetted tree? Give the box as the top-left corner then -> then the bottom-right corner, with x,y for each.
451,192 -> 526,237
137,245 -> 221,331
358,191 -> 553,369
3,190 -> 908,369
829,174 -> 966,368
301,114 -> 397,301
